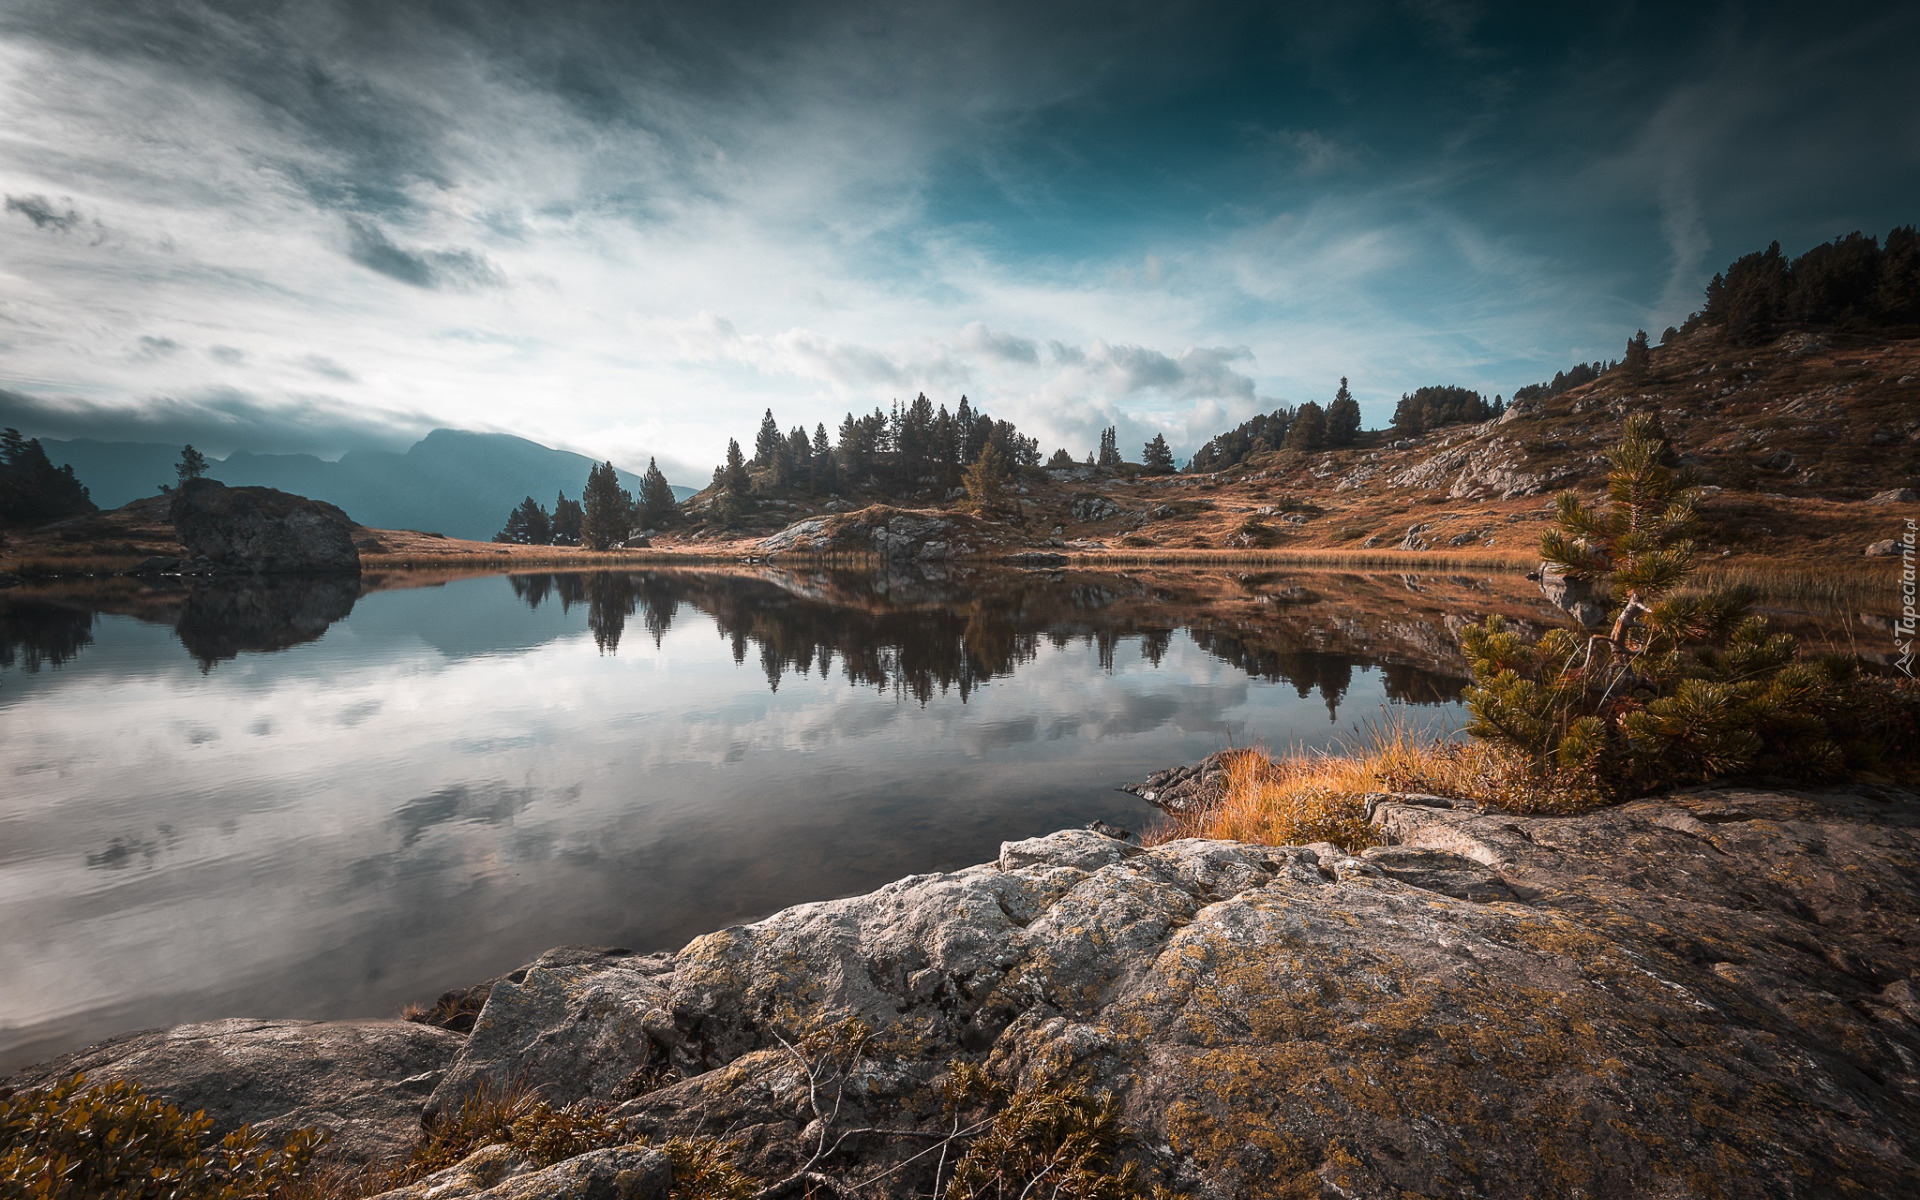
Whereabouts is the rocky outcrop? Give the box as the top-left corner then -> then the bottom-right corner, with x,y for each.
3,1018 -> 462,1165
169,479 -> 361,574
1120,752 -> 1230,815
757,506 -> 1000,561
13,788 -> 1919,1197
371,1145 -> 673,1200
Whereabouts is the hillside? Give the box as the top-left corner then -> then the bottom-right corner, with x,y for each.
646,325 -> 1916,576
38,429 -> 692,541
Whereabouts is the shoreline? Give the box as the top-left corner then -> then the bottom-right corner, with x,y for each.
8,782 -> 1918,1197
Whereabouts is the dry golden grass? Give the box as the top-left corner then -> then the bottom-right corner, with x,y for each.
1065,547 -> 1537,570
1151,716 -> 1598,851
1694,561 -> 1904,613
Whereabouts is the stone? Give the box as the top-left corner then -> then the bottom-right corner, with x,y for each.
367,1144 -> 672,1200
3,1019 -> 463,1165
1538,561 -> 1609,627
169,479 -> 360,574
1120,752 -> 1231,815
1869,488 -> 1917,504
1866,539 -> 1904,557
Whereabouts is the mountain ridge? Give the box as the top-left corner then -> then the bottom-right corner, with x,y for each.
38,428 -> 693,540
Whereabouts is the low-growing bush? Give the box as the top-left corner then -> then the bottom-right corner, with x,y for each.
0,1071 -> 328,1200
380,1081 -> 630,1188
939,1064 -> 1142,1200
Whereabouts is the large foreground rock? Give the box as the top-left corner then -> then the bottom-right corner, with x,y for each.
11,789 -> 1919,1197
4,1019 -> 461,1165
170,478 -> 361,574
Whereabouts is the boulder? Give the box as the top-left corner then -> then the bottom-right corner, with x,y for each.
1870,488 -> 1917,504
1539,561 -> 1609,627
170,479 -> 360,574
3,1019 -> 463,1165
1867,539 -> 1905,557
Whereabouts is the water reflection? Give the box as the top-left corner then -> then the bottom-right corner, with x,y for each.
1,565 -> 1564,1071
494,568 -> 1474,710
0,598 -> 95,673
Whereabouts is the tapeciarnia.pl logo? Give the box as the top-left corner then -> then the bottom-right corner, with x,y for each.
1899,516 -> 1916,678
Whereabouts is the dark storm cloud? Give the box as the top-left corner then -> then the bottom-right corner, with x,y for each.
345,219 -> 504,290
0,387 -> 430,457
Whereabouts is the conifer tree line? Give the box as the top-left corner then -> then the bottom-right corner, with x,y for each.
493,457 -> 674,549
716,394 -> 1047,500
0,427 -> 94,526
1388,386 -> 1505,435
1697,226 -> 1920,345
1185,376 -> 1364,472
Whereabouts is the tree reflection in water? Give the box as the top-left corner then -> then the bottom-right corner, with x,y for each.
505,568 -> 1469,714
1,567 -> 1486,718
0,598 -> 95,675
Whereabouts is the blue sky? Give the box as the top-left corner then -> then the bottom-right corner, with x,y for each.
0,0 -> 1915,482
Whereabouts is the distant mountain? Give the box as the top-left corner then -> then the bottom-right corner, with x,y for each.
41,429 -> 693,541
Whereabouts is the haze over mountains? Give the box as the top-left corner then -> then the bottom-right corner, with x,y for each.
41,429 -> 691,541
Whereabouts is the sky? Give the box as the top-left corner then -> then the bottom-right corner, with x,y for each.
0,0 -> 1916,483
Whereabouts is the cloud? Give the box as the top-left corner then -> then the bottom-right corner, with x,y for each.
345,219 -> 504,291
5,194 -> 83,232
300,355 -> 356,382
0,386 -> 432,457
132,336 -> 182,360
208,345 -> 246,364
960,322 -> 1039,363
1255,128 -> 1364,176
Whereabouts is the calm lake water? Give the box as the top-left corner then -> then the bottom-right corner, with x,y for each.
0,566 -> 1493,1071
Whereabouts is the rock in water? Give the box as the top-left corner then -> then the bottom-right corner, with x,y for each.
170,479 -> 361,574
1538,561 -> 1609,627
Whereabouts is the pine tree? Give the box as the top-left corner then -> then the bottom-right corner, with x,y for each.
1096,426 -> 1121,468
752,409 -> 782,467
1283,401 -> 1326,451
1325,378 -> 1361,447
580,461 -> 633,551
1623,330 -> 1651,379
550,492 -> 584,545
811,423 -> 837,492
722,438 -> 751,496
639,457 -> 676,527
494,496 -> 552,544
1046,447 -> 1075,469
963,441 -> 1009,510
176,445 -> 209,485
1141,433 -> 1176,474
1455,414 -> 1906,797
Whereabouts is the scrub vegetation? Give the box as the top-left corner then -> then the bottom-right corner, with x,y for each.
1162,411 -> 1920,848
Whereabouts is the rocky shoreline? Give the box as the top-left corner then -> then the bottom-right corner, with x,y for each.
9,785 -> 1920,1197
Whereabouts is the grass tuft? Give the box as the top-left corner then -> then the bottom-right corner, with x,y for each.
1150,712 -> 1599,850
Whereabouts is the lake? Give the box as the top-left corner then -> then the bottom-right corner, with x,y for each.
0,564 -> 1546,1071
